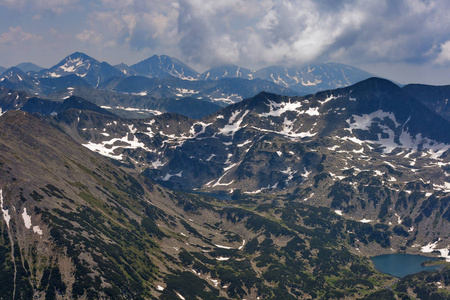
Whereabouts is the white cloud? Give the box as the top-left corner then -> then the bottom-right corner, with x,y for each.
43,0 -> 447,70
434,41 -> 450,65
176,0 -> 372,66
0,0 -> 77,13
76,29 -> 105,45
0,26 -> 42,45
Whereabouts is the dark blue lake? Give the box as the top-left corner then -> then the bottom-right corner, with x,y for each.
371,254 -> 443,278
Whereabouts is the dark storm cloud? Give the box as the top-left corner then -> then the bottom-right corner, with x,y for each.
165,0 -> 450,68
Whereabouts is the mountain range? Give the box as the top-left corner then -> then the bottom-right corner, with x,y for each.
0,73 -> 449,298
3,52 -> 373,93
0,52 -> 374,116
52,78 -> 450,247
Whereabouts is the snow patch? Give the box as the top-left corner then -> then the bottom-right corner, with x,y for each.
22,207 -> 32,229
215,244 -> 232,249
237,140 -> 252,147
83,133 -> 147,160
216,257 -> 230,261
395,213 -> 402,225
33,226 -> 43,235
299,107 -> 319,116
210,278 -> 219,287
206,154 -> 216,162
0,190 -> 11,228
346,111 -> 450,157
238,239 -> 246,250
359,218 -> 373,223
438,248 -> 450,262
260,99 -> 303,117
420,242 -> 450,262
244,182 -> 278,194
151,159 -> 165,169
190,121 -> 212,138
219,110 -> 249,138
162,171 -> 183,181
421,241 -> 439,253
319,94 -> 339,105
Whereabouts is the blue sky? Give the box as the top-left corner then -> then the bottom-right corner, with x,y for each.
1,0 -> 450,85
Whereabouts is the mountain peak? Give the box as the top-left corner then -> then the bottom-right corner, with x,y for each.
0,67 -> 38,93
341,77 -> 402,104
352,76 -> 400,90
130,55 -> 199,80
199,64 -> 253,81
2,66 -> 27,76
38,52 -> 124,87
15,62 -> 44,73
66,51 -> 96,61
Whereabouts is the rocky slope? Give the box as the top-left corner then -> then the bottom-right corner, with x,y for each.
51,78 -> 450,257
0,109 -> 422,299
97,75 -> 298,107
253,62 -> 373,94
403,83 -> 450,122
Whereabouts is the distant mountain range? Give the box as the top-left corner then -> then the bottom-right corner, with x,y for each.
4,51 -> 450,124
0,63 -> 43,74
15,62 -> 44,73
0,52 -> 374,110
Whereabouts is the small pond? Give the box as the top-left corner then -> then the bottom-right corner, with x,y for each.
371,254 -> 444,278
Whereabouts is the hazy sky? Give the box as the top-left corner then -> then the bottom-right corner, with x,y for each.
1,0 -> 450,85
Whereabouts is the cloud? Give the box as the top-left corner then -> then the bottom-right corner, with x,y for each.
0,0 -> 78,14
175,0 -> 372,67
0,0 -> 27,9
434,41 -> 450,65
0,26 -> 42,45
78,1 -> 179,53
10,0 -> 448,70
76,29 -> 105,46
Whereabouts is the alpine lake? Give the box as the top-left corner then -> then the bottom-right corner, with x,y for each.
371,254 -> 445,278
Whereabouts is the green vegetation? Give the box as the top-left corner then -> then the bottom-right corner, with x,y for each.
394,267 -> 450,300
